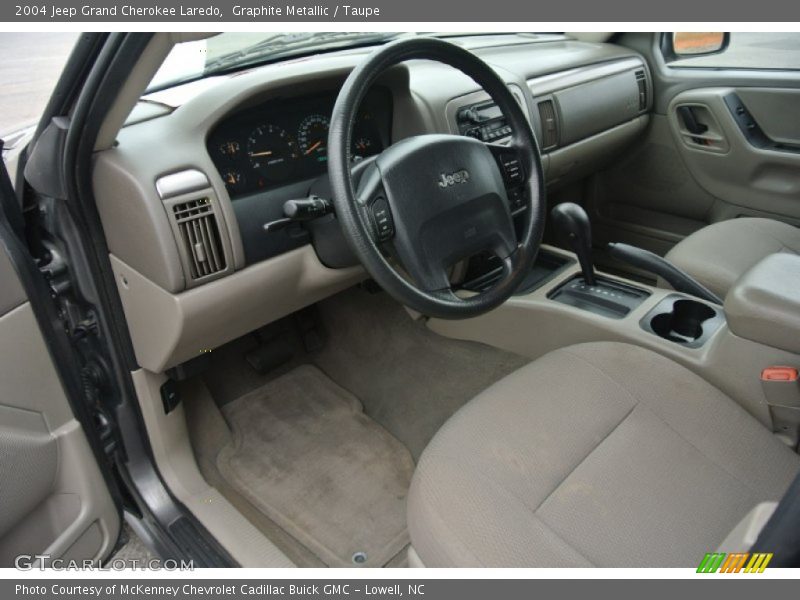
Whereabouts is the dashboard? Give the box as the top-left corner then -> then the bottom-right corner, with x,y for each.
94,35 -> 653,373
207,87 -> 392,199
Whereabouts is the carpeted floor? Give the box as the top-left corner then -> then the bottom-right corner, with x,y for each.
312,288 -> 530,459
216,365 -> 414,568
187,285 -> 529,566
107,523 -> 156,565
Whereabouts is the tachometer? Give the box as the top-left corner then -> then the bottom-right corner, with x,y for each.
297,114 -> 330,163
246,124 -> 299,182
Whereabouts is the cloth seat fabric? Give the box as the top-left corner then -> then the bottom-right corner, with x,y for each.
407,342 -> 800,567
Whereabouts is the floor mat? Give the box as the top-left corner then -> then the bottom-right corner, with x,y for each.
216,364 -> 414,568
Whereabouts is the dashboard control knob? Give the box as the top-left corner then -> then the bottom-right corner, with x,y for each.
283,195 -> 332,220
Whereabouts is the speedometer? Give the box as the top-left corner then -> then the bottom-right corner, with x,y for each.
246,124 -> 299,182
297,114 -> 330,163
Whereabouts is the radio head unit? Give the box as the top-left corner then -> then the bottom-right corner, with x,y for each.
456,101 -> 513,142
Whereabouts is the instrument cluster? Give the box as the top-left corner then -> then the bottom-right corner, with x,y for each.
207,88 -> 391,199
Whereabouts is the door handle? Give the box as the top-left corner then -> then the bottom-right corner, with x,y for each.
677,106 -> 708,136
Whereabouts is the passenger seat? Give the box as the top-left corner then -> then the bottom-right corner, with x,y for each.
665,218 -> 800,298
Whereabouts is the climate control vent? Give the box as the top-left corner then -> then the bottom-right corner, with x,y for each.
537,99 -> 559,149
635,69 -> 648,111
172,198 -> 227,279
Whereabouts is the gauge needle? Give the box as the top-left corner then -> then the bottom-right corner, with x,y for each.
304,140 -> 323,155
249,150 -> 273,157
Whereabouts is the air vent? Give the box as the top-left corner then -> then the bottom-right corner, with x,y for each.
635,69 -> 647,111
172,198 -> 227,279
537,99 -> 558,149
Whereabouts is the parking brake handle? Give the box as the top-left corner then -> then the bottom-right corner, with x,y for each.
608,242 -> 722,305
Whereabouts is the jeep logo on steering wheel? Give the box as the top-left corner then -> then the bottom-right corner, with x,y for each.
437,169 -> 470,188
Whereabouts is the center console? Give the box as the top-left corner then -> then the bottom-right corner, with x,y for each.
724,253 -> 800,356
460,248 -> 573,294
455,101 -> 514,142
641,295 -> 724,348
549,275 -> 650,320
429,208 -> 800,445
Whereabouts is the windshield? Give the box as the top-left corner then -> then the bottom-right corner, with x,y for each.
147,32 -> 562,92
148,32 -> 402,91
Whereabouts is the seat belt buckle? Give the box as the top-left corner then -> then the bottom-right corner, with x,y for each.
761,367 -> 799,383
761,366 -> 800,448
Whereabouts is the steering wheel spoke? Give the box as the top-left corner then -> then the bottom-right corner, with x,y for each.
354,158 -> 384,206
397,253 -> 454,293
353,162 -> 395,245
485,141 -> 527,188
360,193 -> 396,246
484,141 -> 530,217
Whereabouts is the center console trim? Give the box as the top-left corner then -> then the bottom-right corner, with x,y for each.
426,242 -> 800,430
640,293 -> 725,348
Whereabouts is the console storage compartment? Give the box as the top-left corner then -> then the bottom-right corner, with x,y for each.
724,254 -> 800,355
461,248 -> 573,294
641,295 -> 724,348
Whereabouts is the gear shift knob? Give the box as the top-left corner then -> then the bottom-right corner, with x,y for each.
550,202 -> 597,286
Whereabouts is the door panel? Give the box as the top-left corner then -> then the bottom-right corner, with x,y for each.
592,33 -> 800,258
667,87 -> 800,221
0,248 -> 119,566
738,88 -> 800,145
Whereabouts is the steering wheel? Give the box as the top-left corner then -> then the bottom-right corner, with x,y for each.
328,37 -> 545,320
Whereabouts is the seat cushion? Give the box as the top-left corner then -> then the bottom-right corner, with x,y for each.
407,342 -> 799,567
665,218 -> 800,298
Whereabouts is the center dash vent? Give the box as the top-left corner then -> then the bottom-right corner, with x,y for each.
635,69 -> 648,111
537,99 -> 559,149
172,198 -> 227,279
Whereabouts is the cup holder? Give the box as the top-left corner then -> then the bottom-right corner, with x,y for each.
642,296 -> 723,347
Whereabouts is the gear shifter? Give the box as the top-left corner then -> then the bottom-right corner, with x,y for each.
548,202 -> 650,319
550,203 -> 596,286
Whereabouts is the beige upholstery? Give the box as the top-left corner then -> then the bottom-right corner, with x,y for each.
407,342 -> 799,567
665,218 -> 800,299
724,253 -> 800,356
